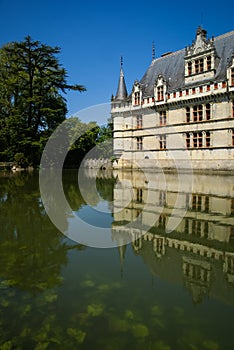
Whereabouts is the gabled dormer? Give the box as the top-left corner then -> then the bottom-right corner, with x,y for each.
154,74 -> 166,102
184,27 -> 219,84
227,54 -> 234,87
132,80 -> 142,106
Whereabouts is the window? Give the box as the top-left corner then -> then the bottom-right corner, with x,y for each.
193,106 -> 198,122
189,131 -> 210,148
192,88 -> 196,94
159,191 -> 166,206
186,133 -> 190,148
136,115 -> 143,129
231,198 -> 234,215
214,83 -> 218,89
206,131 -> 210,147
207,56 -> 211,70
232,129 -> 234,147
198,105 -> 203,121
207,84 -> 210,91
195,58 -> 204,74
159,111 -> 167,125
157,86 -> 164,101
179,91 -> 182,97
158,214 -> 166,228
134,92 -> 140,105
186,89 -> 189,96
204,196 -> 209,213
232,100 -> 234,118
136,188 -> 143,203
198,132 -> 203,147
193,132 -> 198,147
136,137 -> 143,150
188,61 -> 192,75
222,81 -> 227,88
192,105 -> 202,122
159,135 -> 166,149
173,92 -> 176,98
192,195 -> 197,210
186,107 -> 190,123
206,103 -> 211,120
231,68 -> 234,86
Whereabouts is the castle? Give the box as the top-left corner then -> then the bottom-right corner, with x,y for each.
111,27 -> 234,171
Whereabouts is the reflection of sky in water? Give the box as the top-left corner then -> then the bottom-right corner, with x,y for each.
75,200 -> 113,228
66,199 -> 115,247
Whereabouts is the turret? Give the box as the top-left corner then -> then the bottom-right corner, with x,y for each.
114,56 -> 128,101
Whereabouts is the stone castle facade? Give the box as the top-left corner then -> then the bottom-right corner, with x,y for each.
111,27 -> 234,171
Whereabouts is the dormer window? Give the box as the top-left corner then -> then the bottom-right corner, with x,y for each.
154,75 -> 166,102
157,86 -> 164,101
195,58 -> 204,74
226,55 -> 234,87
231,68 -> 234,86
188,61 -> 192,76
207,56 -> 212,70
132,81 -> 142,106
134,92 -> 140,105
184,27 -> 218,83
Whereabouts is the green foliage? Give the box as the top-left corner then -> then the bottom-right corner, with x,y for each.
64,117 -> 113,168
0,36 -> 86,165
14,152 -> 29,167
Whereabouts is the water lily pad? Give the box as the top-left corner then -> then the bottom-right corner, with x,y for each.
131,323 -> 149,338
87,303 -> 104,317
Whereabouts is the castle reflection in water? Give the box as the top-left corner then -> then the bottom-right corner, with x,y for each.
109,169 -> 234,304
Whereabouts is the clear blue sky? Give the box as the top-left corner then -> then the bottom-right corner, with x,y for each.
0,0 -> 234,118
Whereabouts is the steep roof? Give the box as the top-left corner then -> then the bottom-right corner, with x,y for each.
139,30 -> 234,97
115,67 -> 128,101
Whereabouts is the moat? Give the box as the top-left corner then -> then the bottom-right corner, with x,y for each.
0,169 -> 234,349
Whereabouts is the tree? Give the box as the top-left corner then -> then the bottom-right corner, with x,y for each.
0,36 -> 86,165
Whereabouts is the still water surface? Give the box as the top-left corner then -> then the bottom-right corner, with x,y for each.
0,169 -> 234,349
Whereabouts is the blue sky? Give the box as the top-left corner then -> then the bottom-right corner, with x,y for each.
0,0 -> 234,119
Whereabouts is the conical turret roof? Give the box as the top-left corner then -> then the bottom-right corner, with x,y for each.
115,67 -> 128,101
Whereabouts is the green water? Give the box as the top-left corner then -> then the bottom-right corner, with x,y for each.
0,169 -> 234,349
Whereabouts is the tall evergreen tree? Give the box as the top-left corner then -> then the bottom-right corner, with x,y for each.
0,36 -> 86,165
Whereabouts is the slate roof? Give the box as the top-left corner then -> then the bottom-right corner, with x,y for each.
115,67 -> 128,101
139,30 -> 234,97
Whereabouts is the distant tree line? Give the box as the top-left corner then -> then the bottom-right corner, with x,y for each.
0,36 -> 112,168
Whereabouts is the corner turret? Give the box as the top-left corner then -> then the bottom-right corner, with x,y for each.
113,56 -> 128,101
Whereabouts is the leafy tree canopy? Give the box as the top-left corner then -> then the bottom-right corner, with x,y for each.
0,36 -> 86,165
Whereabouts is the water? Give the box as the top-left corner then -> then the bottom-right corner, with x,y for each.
0,169 -> 234,349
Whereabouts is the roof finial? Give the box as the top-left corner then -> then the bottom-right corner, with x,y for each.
120,55 -> 123,68
152,41 -> 155,61
200,12 -> 204,28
